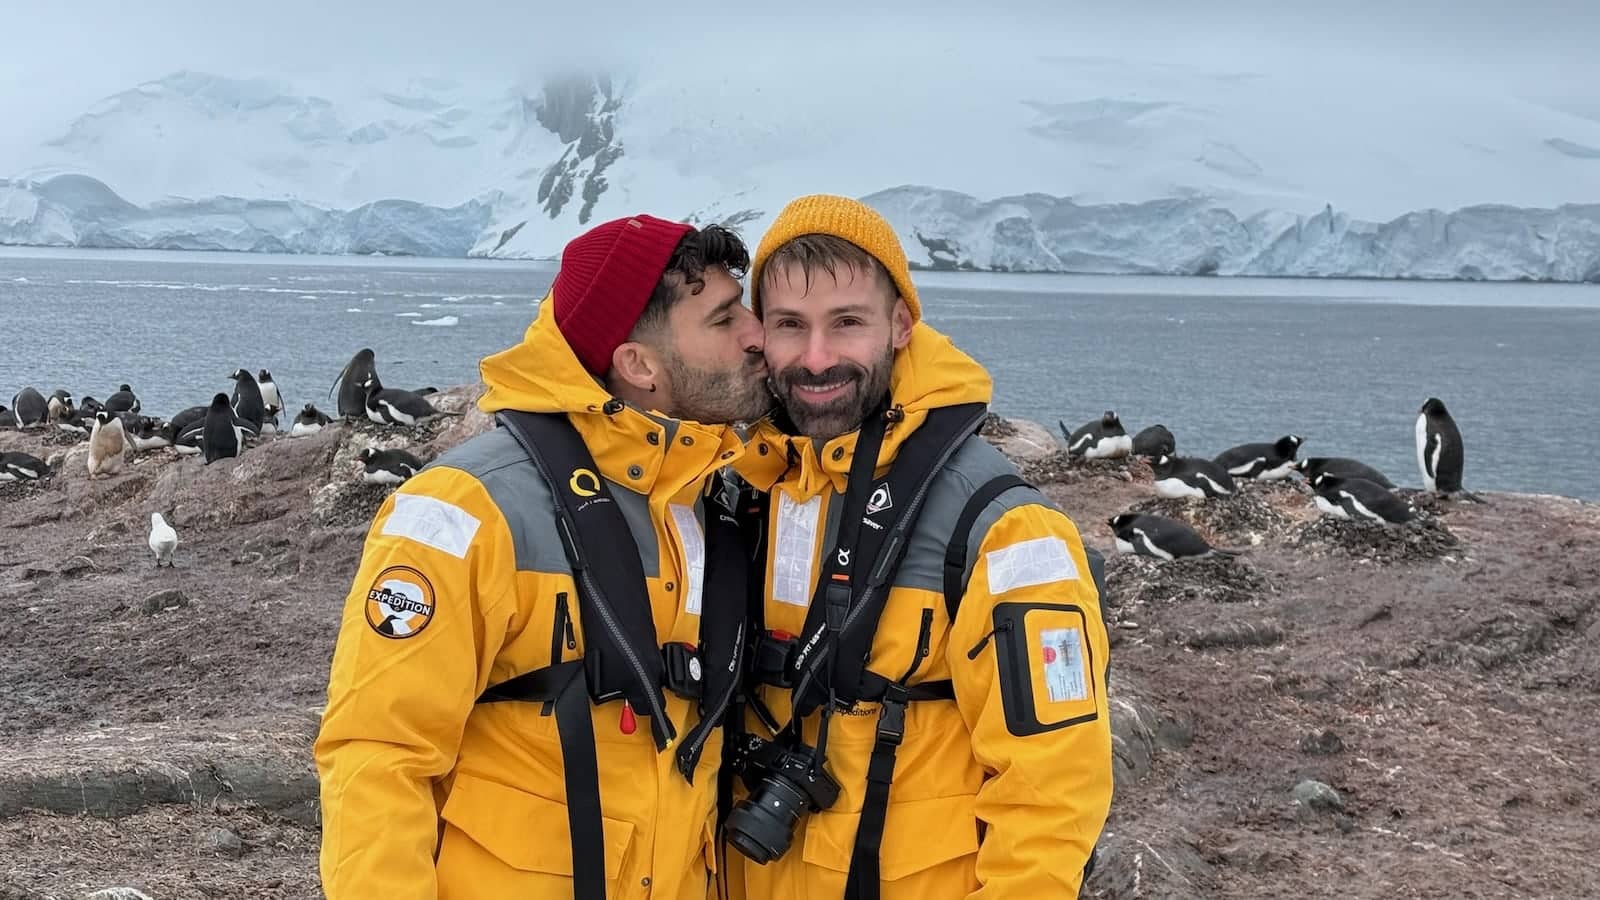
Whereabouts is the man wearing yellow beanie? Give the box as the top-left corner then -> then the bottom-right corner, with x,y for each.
721,195 -> 1113,900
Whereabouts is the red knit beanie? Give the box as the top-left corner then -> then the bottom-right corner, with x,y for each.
552,214 -> 694,375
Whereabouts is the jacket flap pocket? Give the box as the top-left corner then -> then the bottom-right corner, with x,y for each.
992,601 -> 1100,736
802,794 -> 979,880
441,773 -> 635,879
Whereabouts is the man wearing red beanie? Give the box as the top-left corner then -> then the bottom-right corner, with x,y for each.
317,214 -> 772,900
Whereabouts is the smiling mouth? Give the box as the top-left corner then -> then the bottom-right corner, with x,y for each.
794,381 -> 850,399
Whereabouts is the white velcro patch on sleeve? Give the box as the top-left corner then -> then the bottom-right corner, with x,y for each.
669,503 -> 706,616
380,493 -> 482,560
985,536 -> 1080,595
773,493 -> 822,607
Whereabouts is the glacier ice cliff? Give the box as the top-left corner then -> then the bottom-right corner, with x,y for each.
0,174 -> 491,257
3,174 -> 1597,283
864,187 -> 1600,283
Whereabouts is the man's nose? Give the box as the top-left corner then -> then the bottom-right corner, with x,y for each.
736,306 -> 764,353
799,330 -> 838,373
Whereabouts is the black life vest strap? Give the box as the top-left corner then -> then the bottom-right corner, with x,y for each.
673,473 -> 747,782
787,407 -> 890,722
496,410 -> 674,750
478,660 -> 605,900
790,402 -> 990,718
844,668 -> 957,900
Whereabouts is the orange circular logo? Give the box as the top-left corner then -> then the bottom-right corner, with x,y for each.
364,566 -> 436,639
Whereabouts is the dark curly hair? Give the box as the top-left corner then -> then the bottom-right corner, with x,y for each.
630,224 -> 750,338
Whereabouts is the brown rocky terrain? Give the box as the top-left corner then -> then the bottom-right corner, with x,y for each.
3,406 -> 1596,899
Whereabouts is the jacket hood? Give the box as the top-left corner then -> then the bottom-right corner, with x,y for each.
477,297 -> 746,497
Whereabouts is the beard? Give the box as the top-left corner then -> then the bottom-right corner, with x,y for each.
662,350 -> 773,426
772,343 -> 894,445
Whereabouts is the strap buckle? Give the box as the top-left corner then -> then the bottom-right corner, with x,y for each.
660,642 -> 704,701
751,631 -> 798,689
875,684 -> 909,747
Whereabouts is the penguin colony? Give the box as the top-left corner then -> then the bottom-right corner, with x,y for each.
2,350 -> 453,565
1058,398 -> 1474,562
6,365 -> 1474,565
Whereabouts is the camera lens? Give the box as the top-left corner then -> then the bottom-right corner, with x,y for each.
724,776 -> 810,864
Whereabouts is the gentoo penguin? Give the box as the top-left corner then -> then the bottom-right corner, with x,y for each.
201,393 -> 244,464
86,410 -> 127,478
125,415 -> 172,452
55,410 -> 90,436
1214,435 -> 1304,481
11,387 -> 46,427
0,451 -> 50,482
0,405 -> 10,430
1108,512 -> 1240,561
161,405 -> 208,455
78,396 -> 106,416
1061,411 -> 1134,459
229,368 -> 266,432
1132,424 -> 1176,459
46,390 -> 75,424
104,384 -> 140,414
291,403 -> 333,437
148,512 -> 178,567
258,369 -> 284,418
1416,397 -> 1465,494
1312,473 -> 1414,525
1150,454 -> 1236,499
357,447 -> 425,485
1294,457 -> 1395,490
362,375 -> 444,427
168,405 -> 207,434
331,348 -> 379,419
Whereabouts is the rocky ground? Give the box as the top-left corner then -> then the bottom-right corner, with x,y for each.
3,408 -> 1597,899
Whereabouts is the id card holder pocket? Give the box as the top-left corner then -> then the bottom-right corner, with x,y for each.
991,601 -> 1100,737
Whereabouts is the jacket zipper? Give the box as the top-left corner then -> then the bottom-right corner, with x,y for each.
577,566 -> 677,747
542,592 -> 578,716
897,607 -> 935,682
551,592 -> 576,662
967,620 -> 1014,659
678,620 -> 745,776
789,413 -> 976,706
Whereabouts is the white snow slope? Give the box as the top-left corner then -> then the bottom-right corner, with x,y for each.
3,60 -> 1598,280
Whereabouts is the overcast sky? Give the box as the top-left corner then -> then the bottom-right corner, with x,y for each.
3,0 -> 1598,158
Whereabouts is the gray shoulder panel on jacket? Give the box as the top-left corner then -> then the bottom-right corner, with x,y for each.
421,426 -> 660,577
895,435 -> 1056,594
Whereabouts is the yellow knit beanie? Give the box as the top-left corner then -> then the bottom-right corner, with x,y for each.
749,194 -> 921,322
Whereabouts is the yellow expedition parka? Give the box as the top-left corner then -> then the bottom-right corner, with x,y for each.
315,299 -> 747,900
725,321 -> 1113,900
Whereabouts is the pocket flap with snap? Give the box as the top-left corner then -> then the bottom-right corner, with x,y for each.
802,794 -> 979,881
441,773 -> 635,879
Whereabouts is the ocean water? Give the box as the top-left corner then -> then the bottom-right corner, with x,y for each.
2,248 -> 1597,499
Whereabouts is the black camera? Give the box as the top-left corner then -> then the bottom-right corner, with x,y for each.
723,734 -> 841,864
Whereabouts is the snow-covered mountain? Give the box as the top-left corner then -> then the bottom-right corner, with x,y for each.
3,62 -> 1599,280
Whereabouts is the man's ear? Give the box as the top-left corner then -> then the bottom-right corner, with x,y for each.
890,297 -> 914,349
609,340 -> 662,393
